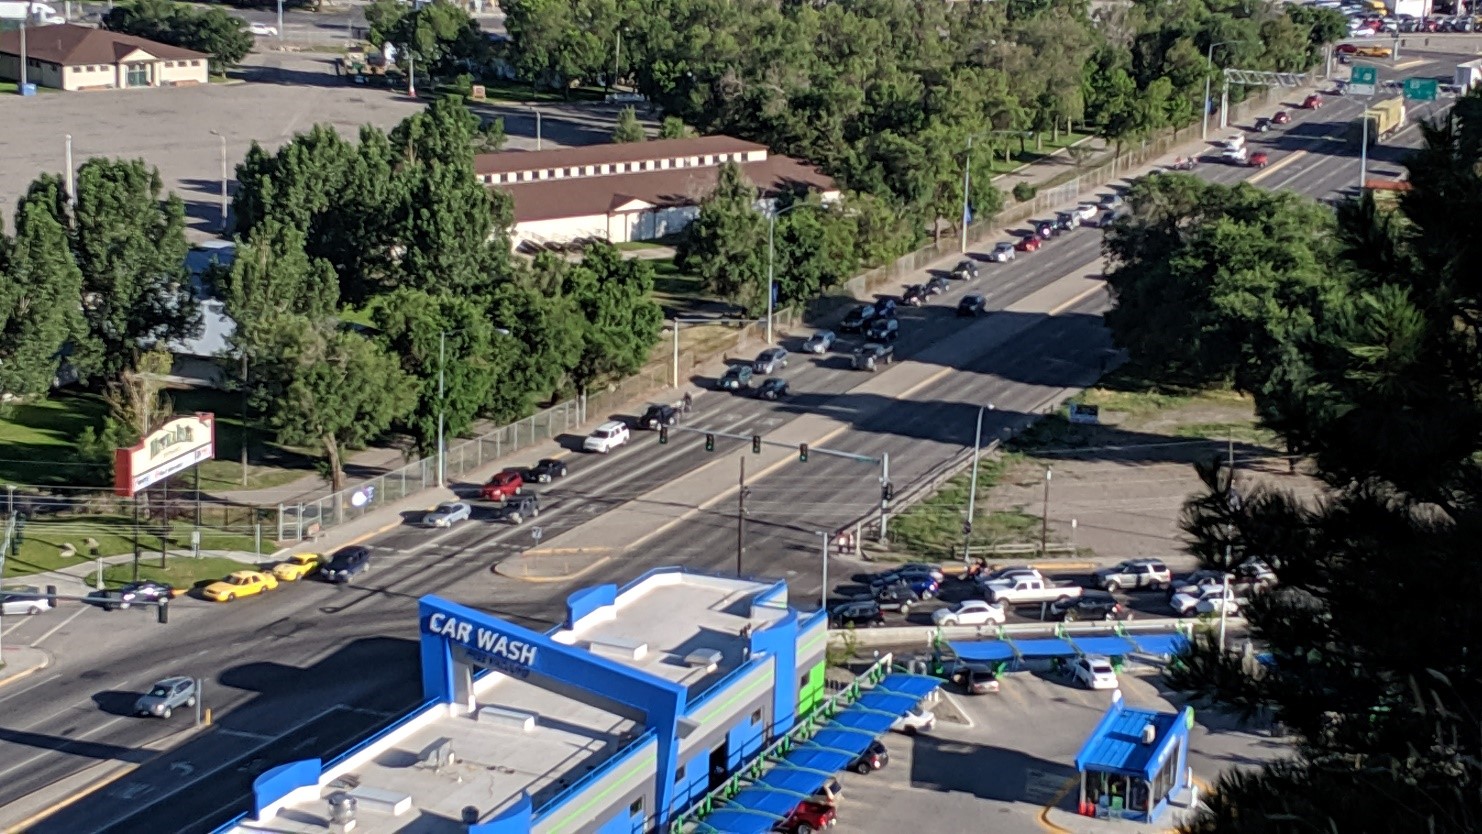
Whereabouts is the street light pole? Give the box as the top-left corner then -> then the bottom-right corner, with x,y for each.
960,135 -> 974,254
1040,467 -> 1052,556
210,131 -> 227,232
437,330 -> 447,488
766,212 -> 776,345
532,106 -> 543,150
815,531 -> 829,611
963,403 -> 993,562
64,134 -> 75,206
277,0 -> 284,42
1202,41 -> 1240,141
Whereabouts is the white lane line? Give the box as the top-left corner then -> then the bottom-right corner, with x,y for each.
28,607 -> 87,648
0,715 -> 130,782
0,673 -> 63,707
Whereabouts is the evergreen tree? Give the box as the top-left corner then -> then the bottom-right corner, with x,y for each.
0,197 -> 87,402
676,163 -> 767,313
613,106 -> 647,143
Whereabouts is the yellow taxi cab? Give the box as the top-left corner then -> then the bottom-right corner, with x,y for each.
1356,45 -> 1393,58
203,570 -> 279,602
272,552 -> 323,582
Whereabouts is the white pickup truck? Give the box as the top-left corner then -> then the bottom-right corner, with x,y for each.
981,570 -> 1083,607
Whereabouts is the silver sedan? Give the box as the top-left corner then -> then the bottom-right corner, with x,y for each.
422,501 -> 472,528
802,330 -> 836,354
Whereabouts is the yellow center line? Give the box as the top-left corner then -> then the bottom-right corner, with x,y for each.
1247,150 -> 1308,185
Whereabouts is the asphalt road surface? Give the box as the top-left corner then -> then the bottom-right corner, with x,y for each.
5,52 -> 1459,834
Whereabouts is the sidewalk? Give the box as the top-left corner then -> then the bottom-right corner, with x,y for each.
0,646 -> 52,690
10,550 -> 263,598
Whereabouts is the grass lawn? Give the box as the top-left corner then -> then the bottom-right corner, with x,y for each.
171,388 -> 317,492
888,456 -> 1050,561
465,78 -> 607,104
3,514 -> 271,582
101,555 -> 265,591
984,132 -> 1095,177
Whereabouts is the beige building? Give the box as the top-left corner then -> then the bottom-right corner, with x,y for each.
475,136 -> 840,250
0,24 -> 208,91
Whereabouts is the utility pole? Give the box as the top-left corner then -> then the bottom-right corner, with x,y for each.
736,457 -> 749,576
1040,467 -> 1052,556
1218,572 -> 1231,652
407,49 -> 415,98
436,331 -> 447,487
960,135 -> 974,253
815,531 -> 829,611
963,404 -> 992,562
277,0 -> 284,42
878,452 -> 891,540
64,134 -> 74,205
18,3 -> 29,92
240,353 -> 249,486
613,29 -> 622,92
531,105 -> 543,150
210,131 -> 227,232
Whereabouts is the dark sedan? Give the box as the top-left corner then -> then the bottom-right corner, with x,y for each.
756,378 -> 790,401
829,600 -> 886,628
528,458 -> 569,483
1049,591 -> 1123,622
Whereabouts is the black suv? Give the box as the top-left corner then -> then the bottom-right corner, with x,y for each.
951,259 -> 979,280
639,403 -> 678,430
528,458 -> 568,483
925,274 -> 951,296
872,584 -> 921,614
865,317 -> 900,342
1050,591 -> 1122,622
850,739 -> 890,774
1054,211 -> 1076,231
852,343 -> 895,371
902,284 -> 928,306
840,304 -> 876,333
497,494 -> 540,524
321,546 -> 371,583
873,297 -> 898,317
756,378 -> 789,401
829,599 -> 885,628
957,294 -> 986,317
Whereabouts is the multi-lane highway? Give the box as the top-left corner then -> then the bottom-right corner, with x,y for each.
2,50 -> 1460,834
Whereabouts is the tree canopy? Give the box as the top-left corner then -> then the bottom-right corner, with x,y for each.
103,0 -> 253,74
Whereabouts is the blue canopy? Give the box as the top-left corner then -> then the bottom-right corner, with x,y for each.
1012,638 -> 1079,658
949,641 -> 1016,663
1128,632 -> 1189,656
698,673 -> 941,834
1069,636 -> 1139,656
947,631 -> 1190,665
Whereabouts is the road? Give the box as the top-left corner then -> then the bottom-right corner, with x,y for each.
3,51 -> 1459,834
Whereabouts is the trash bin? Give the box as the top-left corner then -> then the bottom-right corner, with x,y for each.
19,83 -> 37,96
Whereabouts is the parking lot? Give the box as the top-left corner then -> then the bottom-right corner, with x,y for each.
833,668 -> 1286,834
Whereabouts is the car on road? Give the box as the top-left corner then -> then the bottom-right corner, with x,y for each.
584,421 -> 632,454
869,570 -> 939,599
972,566 -> 1042,591
528,457 -> 569,483
422,501 -> 472,528
496,494 -> 541,524
135,676 -> 197,719
1015,235 -> 1042,253
865,316 -> 900,342
1071,204 -> 1099,224
951,259 -> 979,280
1054,210 -> 1076,231
119,580 -> 175,605
1034,219 -> 1057,239
1094,558 -> 1172,592
1248,151 -> 1269,168
931,599 -> 1006,627
873,297 -> 898,317
0,587 -> 51,616
850,739 -> 891,772
945,663 -> 1000,694
1069,655 -> 1119,690
639,403 -> 679,430
320,546 -> 372,584
1272,110 -> 1292,125
988,242 -> 1017,262
753,347 -> 789,374
1171,585 -> 1242,617
839,304 -> 877,333
852,343 -> 894,371
1253,116 -> 1273,132
1222,146 -> 1249,165
1234,559 -> 1278,591
776,800 -> 836,834
271,553 -> 323,582
1355,44 -> 1393,57
829,599 -> 885,628
890,705 -> 936,734
717,364 -> 755,392
1168,569 -> 1229,599
248,22 -> 277,36
924,274 -> 951,295
203,570 -> 279,602
482,469 -> 525,500
895,562 -> 945,580
871,583 -> 921,613
756,377 -> 790,401
902,284 -> 928,306
802,330 -> 836,354
982,569 -> 1081,606
956,294 -> 986,317
1049,591 -> 1122,622
1301,94 -> 1323,109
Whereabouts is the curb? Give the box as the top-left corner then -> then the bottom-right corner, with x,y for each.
493,554 -> 613,584
0,648 -> 53,691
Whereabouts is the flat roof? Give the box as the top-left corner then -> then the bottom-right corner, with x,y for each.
555,572 -> 786,696
1074,698 -> 1182,779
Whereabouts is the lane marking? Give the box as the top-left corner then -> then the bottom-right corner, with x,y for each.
1246,150 -> 1308,185
0,673 -> 61,704
27,606 -> 87,648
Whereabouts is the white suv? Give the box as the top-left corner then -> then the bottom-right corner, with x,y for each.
583,421 -> 631,454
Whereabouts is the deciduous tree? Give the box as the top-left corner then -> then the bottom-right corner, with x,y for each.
0,196 -> 87,403
561,243 -> 664,392
676,163 -> 767,312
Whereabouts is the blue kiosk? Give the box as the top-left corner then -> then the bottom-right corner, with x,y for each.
1073,690 -> 1194,822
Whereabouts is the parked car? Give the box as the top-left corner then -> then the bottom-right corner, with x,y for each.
948,663 -> 1001,694
1249,151 -> 1270,168
810,778 -> 843,807
1301,94 -> 1323,109
1015,236 -> 1043,253
924,274 -> 951,295
422,501 -> 472,528
1069,655 -> 1120,690
482,469 -> 524,501
871,583 -> 921,614
248,21 -> 277,36
840,304 -> 877,333
271,552 -> 323,582
776,800 -> 836,834
1094,558 -> 1171,592
496,494 -> 541,524
135,676 -> 197,719
753,347 -> 789,374
829,599 -> 885,628
873,297 -> 898,317
528,457 -> 569,483
802,330 -> 836,354
1170,585 -> 1242,617
583,420 -> 632,452
639,403 -> 679,430
1272,110 -> 1292,125
717,364 -> 755,391
890,705 -> 936,734
1168,570 -> 1229,600
865,317 -> 900,342
1071,204 -> 1099,224
931,599 -> 1006,627
850,739 -> 891,773
852,343 -> 894,371
320,546 -> 372,584
1253,116 -> 1272,132
1049,591 -> 1122,622
756,378 -> 790,401
902,284 -> 928,306
951,259 -> 980,280
956,294 -> 986,317
988,242 -> 1017,262
203,570 -> 279,601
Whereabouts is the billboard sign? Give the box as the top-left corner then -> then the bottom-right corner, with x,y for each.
114,413 -> 216,496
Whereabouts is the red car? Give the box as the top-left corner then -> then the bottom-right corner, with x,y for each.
1335,43 -> 1358,54
1248,152 -> 1269,168
1301,94 -> 1323,110
1272,110 -> 1291,125
775,800 -> 836,834
481,469 -> 524,501
1015,236 -> 1042,253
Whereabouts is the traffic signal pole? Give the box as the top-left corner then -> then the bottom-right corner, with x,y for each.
736,457 -> 748,577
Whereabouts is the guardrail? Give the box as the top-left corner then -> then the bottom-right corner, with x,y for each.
829,616 -> 1237,650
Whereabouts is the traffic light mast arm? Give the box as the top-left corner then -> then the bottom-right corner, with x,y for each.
662,424 -> 880,464
42,592 -> 173,622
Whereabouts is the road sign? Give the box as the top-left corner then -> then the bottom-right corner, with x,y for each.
1403,77 -> 1438,101
1349,65 -> 1377,97
531,526 -> 544,543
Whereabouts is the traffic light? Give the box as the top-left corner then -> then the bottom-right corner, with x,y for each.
881,482 -> 894,503
705,433 -> 716,452
798,443 -> 809,462
659,426 -> 669,444
752,435 -> 762,454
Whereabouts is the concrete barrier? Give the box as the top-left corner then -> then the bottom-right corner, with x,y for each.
828,616 -> 1229,650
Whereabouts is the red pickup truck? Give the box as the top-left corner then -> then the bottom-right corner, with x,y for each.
777,800 -> 836,833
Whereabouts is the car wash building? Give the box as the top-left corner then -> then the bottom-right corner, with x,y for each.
219,568 -> 934,834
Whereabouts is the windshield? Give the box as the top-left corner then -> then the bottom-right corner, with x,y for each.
1091,663 -> 1114,675
148,685 -> 171,697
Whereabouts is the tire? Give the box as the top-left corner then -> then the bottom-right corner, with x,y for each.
161,707 -> 172,720
940,617 -> 956,627
920,589 -> 934,600
870,619 -> 884,627
899,602 -> 911,615
1063,611 -> 1078,622
855,761 -> 871,775
1104,580 -> 1121,592
532,507 -> 541,517
27,606 -> 41,616
224,593 -> 235,602
515,486 -> 522,495
509,513 -> 522,525
798,826 -> 815,834
186,697 -> 196,708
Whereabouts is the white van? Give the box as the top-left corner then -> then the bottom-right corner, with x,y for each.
1,586 -> 53,616
1223,134 -> 1246,151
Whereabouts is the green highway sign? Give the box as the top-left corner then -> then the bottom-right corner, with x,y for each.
1349,65 -> 1378,97
1404,77 -> 1438,101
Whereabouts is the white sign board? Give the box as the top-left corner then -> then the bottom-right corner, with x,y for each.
113,413 -> 215,496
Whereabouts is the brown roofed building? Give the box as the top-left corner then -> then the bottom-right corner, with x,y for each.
475,136 -> 840,249
0,24 -> 209,92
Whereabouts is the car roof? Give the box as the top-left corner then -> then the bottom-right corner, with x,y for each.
156,675 -> 193,687
963,293 -> 984,302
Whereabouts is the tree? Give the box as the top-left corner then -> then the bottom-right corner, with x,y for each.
488,283 -> 584,417
103,0 -> 251,74
659,116 -> 692,139
216,218 -> 339,349
0,196 -> 87,403
676,163 -> 768,313
561,243 -> 664,392
253,317 -> 416,492
613,106 -> 647,143
368,0 -> 489,76
69,158 -> 198,383
772,201 -> 858,303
